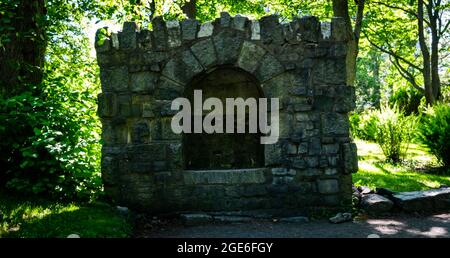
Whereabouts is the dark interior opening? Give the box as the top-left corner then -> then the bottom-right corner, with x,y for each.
183,67 -> 264,170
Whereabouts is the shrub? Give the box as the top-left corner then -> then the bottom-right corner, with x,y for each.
389,86 -> 423,115
373,105 -> 418,163
349,110 -> 379,141
0,24 -> 102,200
0,81 -> 101,201
417,102 -> 450,168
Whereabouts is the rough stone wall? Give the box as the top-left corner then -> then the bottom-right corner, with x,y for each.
95,13 -> 358,214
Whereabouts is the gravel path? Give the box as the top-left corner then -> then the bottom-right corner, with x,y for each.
136,213 -> 450,238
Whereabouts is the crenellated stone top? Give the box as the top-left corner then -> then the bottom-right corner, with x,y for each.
96,13 -> 348,54
95,12 -> 350,97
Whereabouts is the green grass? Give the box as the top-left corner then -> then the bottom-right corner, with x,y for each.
0,192 -> 132,238
353,139 -> 450,192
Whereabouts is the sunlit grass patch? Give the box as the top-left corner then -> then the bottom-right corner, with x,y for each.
353,139 -> 450,192
0,193 -> 131,238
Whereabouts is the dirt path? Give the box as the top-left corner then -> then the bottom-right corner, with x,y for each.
135,213 -> 450,238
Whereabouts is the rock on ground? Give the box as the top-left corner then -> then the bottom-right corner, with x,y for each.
329,213 -> 352,224
361,194 -> 394,213
392,188 -> 450,212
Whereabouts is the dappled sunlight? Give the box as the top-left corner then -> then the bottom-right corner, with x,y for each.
354,139 -> 450,192
366,219 -> 406,235
406,227 -> 448,237
0,192 -> 130,238
364,217 -> 450,237
4,205 -> 131,238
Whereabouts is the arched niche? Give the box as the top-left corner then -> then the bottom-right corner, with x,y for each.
183,67 -> 264,170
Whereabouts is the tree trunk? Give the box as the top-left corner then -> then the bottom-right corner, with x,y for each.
0,0 -> 47,97
418,0 -> 435,104
427,1 -> 442,103
333,0 -> 365,87
182,0 -> 197,19
371,49 -> 381,107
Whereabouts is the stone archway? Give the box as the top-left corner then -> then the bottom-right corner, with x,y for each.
183,67 -> 265,170
96,13 -> 359,214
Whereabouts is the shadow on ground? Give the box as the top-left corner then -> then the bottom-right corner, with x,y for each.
135,213 -> 450,238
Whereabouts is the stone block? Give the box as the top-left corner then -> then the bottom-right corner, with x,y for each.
130,71 -> 158,93
292,16 -> 320,43
213,29 -> 244,65
250,20 -> 260,40
260,15 -> 283,45
305,156 -> 319,168
219,12 -> 231,27
181,19 -> 198,41
392,188 -> 450,212
322,144 -> 339,154
183,168 -> 266,185
119,22 -> 138,49
335,86 -> 356,113
98,93 -> 116,118
256,54 -> 284,82
154,77 -> 183,100
190,39 -> 217,68
233,15 -> 248,31
161,56 -> 196,85
181,50 -> 204,74
321,113 -> 349,136
197,21 -> 214,38
342,142 -> 358,174
317,179 -> 339,194
152,17 -> 167,50
100,66 -> 129,92
237,41 -> 266,73
361,194 -> 394,213
130,121 -> 150,144
312,59 -> 346,85
166,20 -> 181,48
116,95 -> 131,116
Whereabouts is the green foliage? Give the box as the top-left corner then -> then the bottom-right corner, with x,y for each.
417,103 -> 450,168
355,47 -> 383,110
373,105 -> 418,163
0,1 -> 102,200
389,86 -> 423,115
0,68 -> 101,200
349,110 -> 379,142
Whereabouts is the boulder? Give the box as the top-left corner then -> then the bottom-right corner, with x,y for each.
361,194 -> 394,213
375,187 -> 396,199
358,186 -> 373,195
392,188 -> 450,212
329,212 -> 352,224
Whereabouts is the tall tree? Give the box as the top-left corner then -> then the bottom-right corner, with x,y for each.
332,0 -> 366,86
0,0 -> 47,97
364,0 -> 449,105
